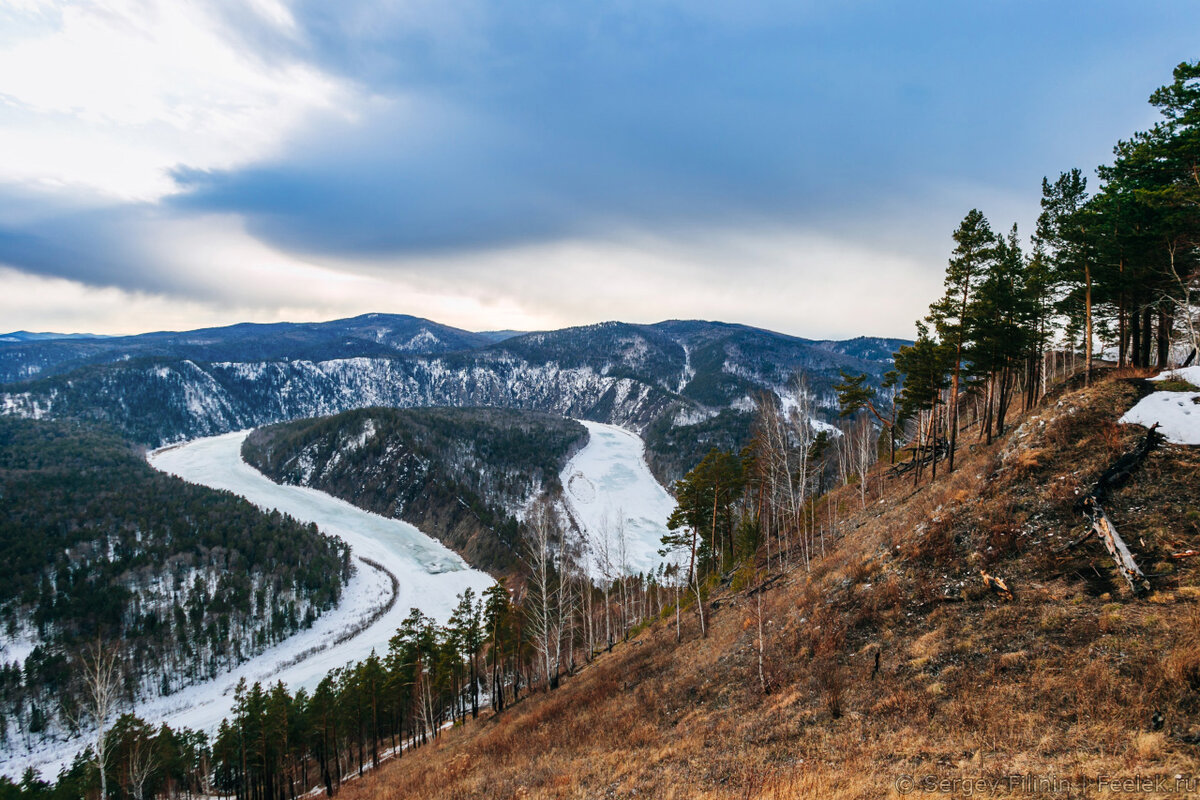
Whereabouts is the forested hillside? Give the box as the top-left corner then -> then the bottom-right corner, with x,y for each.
0,418 -> 352,749
242,407 -> 589,574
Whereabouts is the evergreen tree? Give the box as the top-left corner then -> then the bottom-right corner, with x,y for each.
927,209 -> 996,471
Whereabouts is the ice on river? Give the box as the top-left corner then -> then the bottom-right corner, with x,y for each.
1,430 -> 492,780
561,421 -> 678,579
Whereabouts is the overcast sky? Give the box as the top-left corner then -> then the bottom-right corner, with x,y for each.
0,1 -> 1197,339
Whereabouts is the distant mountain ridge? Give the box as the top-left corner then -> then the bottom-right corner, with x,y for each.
0,330 -> 111,343
0,314 -> 909,483
0,314 -> 491,383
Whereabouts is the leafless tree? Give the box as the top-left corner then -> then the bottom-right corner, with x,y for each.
76,640 -> 123,800
754,589 -> 770,695
126,731 -> 156,800
593,512 -> 615,651
615,512 -> 630,640
525,500 -> 562,689
842,414 -> 879,509
781,373 -> 822,569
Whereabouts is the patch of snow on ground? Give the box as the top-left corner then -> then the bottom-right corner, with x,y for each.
1120,391 -> 1200,445
1151,366 -> 1200,386
560,422 -> 679,580
811,417 -> 841,436
0,628 -> 36,669
0,431 -> 492,780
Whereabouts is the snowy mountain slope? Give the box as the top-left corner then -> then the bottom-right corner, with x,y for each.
0,356 -> 672,448
0,317 -> 907,483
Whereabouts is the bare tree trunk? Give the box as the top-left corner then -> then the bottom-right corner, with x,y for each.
128,732 -> 155,800
1140,307 -> 1153,369
526,501 -> 559,691
78,640 -> 122,800
674,579 -> 681,643
1085,263 -> 1094,385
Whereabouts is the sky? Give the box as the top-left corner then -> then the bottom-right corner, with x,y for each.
0,1 -> 1197,340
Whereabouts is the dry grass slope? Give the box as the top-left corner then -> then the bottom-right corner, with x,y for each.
340,371 -> 1200,799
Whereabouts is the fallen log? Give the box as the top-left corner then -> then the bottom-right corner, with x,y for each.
887,441 -> 951,478
1068,423 -> 1161,596
746,573 -> 785,596
1080,496 -> 1151,596
1077,423 -> 1162,510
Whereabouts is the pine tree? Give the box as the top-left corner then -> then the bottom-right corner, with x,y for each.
893,322 -> 952,483
927,209 -> 996,471
969,224 -> 1034,440
1038,169 -> 1096,377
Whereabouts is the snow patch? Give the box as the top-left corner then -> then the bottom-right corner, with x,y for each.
730,395 -> 756,412
676,343 -> 694,394
398,329 -> 440,352
672,405 -> 718,427
1120,391 -> 1200,445
1151,366 -> 1200,386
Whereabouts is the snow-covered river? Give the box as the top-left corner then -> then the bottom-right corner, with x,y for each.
3,420 -> 675,779
3,430 -> 493,779
147,430 -> 496,697
562,421 -> 678,578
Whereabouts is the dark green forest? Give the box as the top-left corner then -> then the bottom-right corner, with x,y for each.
0,418 -> 351,744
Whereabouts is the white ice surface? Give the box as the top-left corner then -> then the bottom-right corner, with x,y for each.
1120,391 -> 1200,445
2,430 -> 492,779
561,421 -> 678,579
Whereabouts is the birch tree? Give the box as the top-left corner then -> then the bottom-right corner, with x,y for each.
78,640 -> 123,800
525,500 -> 562,690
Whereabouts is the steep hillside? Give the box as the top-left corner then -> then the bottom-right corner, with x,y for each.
243,407 -> 589,574
0,316 -> 905,484
0,418 -> 352,748
336,371 -> 1200,799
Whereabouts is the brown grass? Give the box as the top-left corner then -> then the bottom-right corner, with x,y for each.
337,373 -> 1200,800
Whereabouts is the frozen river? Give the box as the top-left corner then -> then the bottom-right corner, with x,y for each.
3,420 -> 676,778
145,430 -> 495,696
561,421 -> 678,578
2,430 -> 493,779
